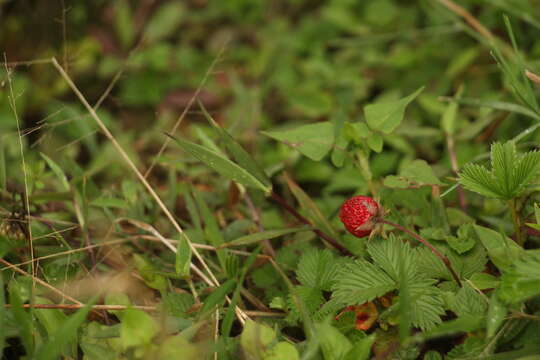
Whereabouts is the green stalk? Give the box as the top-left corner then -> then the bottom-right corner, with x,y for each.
508,198 -> 523,246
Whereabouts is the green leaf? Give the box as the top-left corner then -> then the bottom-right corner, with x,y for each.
441,86 -> 464,135
474,225 -> 522,272
469,273 -> 499,290
284,174 -> 338,237
459,163 -> 502,198
447,283 -> 487,317
444,97 -> 540,122
368,236 -> 416,283
36,302 -> 94,360
199,279 -> 236,315
406,281 -> 445,331
487,293 -> 507,338
367,132 -> 383,153
315,322 -> 352,360
365,87 -> 424,134
460,141 -> 540,199
221,226 -> 312,248
296,249 -> 339,291
491,141 -> 516,197
144,2 -> 185,42
9,282 -> 33,355
240,320 -> 276,360
175,232 -> 191,276
384,159 -> 443,188
192,189 -> 227,270
264,342 -> 300,360
199,101 -> 272,189
447,223 -> 476,254
168,134 -> 270,193
221,247 -> 261,337
41,153 -> 70,191
499,249 -> 540,304
344,334 -> 375,360
120,308 -> 158,349
332,259 -> 395,305
262,122 -> 335,161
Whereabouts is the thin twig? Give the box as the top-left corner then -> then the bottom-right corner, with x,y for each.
380,219 -> 462,287
270,191 -> 352,256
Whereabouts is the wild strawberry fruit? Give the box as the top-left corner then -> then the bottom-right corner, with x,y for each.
339,196 -> 379,238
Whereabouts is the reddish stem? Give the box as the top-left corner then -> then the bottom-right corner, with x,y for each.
380,219 -> 462,287
270,192 -> 353,256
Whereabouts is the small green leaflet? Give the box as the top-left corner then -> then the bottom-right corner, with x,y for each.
262,122 -> 335,161
384,159 -> 444,188
175,232 -> 191,276
167,134 -> 271,194
365,87 -> 424,134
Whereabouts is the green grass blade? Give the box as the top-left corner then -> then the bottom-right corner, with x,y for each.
199,100 -> 272,189
199,279 -> 237,316
0,274 -> 5,353
167,133 -> 271,194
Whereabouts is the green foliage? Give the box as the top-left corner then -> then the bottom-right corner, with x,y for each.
3,1 -> 540,359
459,141 -> 540,200
331,237 -> 445,331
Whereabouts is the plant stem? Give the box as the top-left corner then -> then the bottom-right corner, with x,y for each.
379,219 -> 462,287
508,198 -> 523,246
270,191 -> 353,257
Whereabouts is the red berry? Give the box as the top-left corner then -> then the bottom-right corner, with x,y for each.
339,196 -> 379,238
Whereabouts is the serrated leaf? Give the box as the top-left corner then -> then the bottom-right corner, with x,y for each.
365,87 -> 424,134
491,141 -> 516,197
169,135 -> 270,193
344,334 -> 375,360
368,236 -> 416,283
332,260 -> 396,305
296,249 -> 339,291
286,286 -> 324,325
447,223 -> 476,254
459,163 -> 502,198
407,281 -> 445,331
199,101 -> 272,189
262,122 -> 334,161
448,283 -> 487,317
